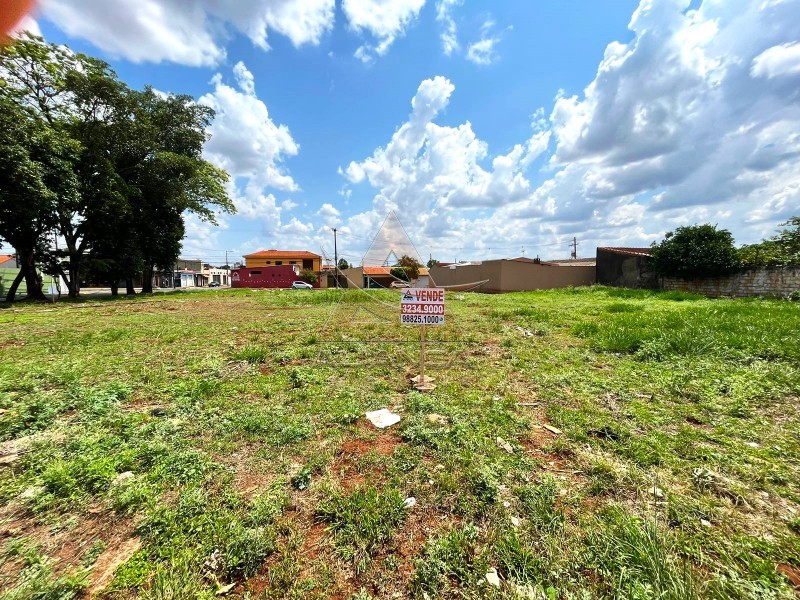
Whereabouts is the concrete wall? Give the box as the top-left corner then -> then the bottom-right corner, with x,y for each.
340,268 -> 365,288
231,265 -> 318,289
596,249 -> 658,289
662,267 -> 800,298
429,260 -> 595,292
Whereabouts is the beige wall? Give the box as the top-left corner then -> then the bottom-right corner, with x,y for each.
429,260 -> 595,292
341,267 -> 366,288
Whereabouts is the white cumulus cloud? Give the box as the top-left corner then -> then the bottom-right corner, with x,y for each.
41,0 -> 335,66
343,0 -> 426,61
199,62 -> 299,194
341,0 -> 800,259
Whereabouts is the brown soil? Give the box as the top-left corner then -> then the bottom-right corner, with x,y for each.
0,502 -> 137,596
777,563 -> 800,590
231,469 -> 275,498
86,536 -> 142,595
333,422 -> 402,491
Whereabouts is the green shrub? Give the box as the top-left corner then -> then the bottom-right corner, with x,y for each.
651,224 -> 740,279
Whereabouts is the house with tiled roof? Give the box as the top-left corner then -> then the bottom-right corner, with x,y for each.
243,250 -> 321,272
339,265 -> 430,289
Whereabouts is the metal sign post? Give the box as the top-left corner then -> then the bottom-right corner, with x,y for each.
401,288 -> 445,391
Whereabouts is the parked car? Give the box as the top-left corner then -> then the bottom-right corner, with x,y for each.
291,281 -> 313,290
208,282 -> 221,288
390,281 -> 410,288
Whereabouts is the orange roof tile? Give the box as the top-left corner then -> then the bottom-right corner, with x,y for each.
243,249 -> 321,259
597,247 -> 652,257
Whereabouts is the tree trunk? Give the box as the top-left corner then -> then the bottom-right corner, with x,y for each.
141,265 -> 154,294
18,249 -> 47,302
125,279 -> 135,295
110,280 -> 119,296
5,269 -> 24,303
67,261 -> 81,299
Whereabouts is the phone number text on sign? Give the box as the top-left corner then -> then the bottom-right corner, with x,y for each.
401,303 -> 444,315
400,288 -> 445,326
401,314 -> 445,325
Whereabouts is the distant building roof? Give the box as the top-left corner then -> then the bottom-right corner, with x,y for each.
361,266 -> 429,277
542,258 -> 596,266
597,247 -> 652,257
244,250 -> 321,259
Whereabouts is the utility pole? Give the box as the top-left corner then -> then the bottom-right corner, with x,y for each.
333,228 -> 339,289
570,237 -> 578,260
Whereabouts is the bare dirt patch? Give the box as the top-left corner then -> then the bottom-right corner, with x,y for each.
778,563 -> 800,590
334,423 -> 402,491
0,502 -> 138,595
86,535 -> 141,595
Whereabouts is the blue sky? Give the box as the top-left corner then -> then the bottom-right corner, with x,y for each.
15,0 -> 800,266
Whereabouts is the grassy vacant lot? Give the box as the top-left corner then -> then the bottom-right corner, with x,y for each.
0,287 -> 798,599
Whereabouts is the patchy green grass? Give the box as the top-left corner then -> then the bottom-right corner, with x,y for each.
0,286 -> 798,598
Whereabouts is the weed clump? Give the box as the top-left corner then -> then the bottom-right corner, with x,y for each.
316,485 -> 407,573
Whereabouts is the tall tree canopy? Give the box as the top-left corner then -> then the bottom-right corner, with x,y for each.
0,95 -> 79,301
0,34 -> 234,300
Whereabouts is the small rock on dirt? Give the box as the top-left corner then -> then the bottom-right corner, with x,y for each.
496,437 -> 514,454
426,414 -> 448,425
403,497 -> 417,508
485,568 -> 501,587
0,454 -> 19,467
19,486 -> 44,500
649,486 -> 664,499
543,424 -> 563,435
111,471 -> 135,487
149,406 -> 168,417
510,516 -> 521,528
215,583 -> 236,596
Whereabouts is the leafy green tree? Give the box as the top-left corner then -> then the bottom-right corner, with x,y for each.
390,266 -> 408,281
427,258 -> 440,269
337,258 -> 350,271
650,224 -> 740,279
1,35 -> 234,298
1,34 -> 132,297
740,217 -> 800,267
0,95 -> 79,301
392,255 -> 422,281
123,89 -> 233,293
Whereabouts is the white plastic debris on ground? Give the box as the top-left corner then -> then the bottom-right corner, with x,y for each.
365,408 -> 401,429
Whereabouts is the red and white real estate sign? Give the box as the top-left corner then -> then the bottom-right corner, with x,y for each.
400,288 -> 445,325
